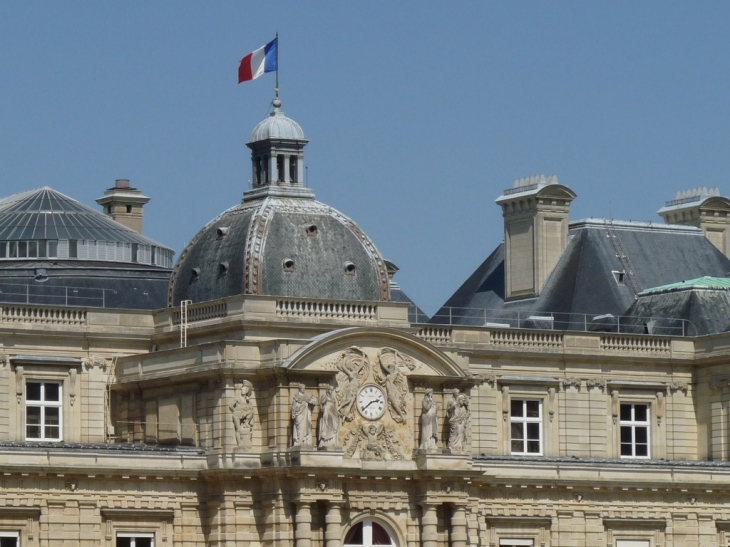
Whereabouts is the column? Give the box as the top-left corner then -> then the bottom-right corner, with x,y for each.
421,503 -> 438,547
325,502 -> 343,547
295,501 -> 312,547
451,505 -> 467,547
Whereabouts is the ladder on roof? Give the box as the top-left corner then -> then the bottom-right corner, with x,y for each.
607,220 -> 642,298
180,300 -> 192,348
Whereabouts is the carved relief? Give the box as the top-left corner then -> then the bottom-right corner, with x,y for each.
332,347 -> 369,422
82,355 -> 108,371
561,377 -> 582,390
373,348 -> 415,424
669,382 -> 689,394
229,380 -> 255,448
585,378 -> 607,391
343,424 -> 405,460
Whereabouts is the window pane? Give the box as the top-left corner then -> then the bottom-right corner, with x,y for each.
136,539 -> 152,547
526,400 -> 540,417
45,383 -> 60,402
511,439 -> 524,453
511,423 -> 524,440
635,427 -> 648,444
510,400 -> 523,417
39,240 -> 47,258
0,538 -> 18,547
635,443 -> 648,457
27,406 -> 41,439
372,522 -> 393,545
634,405 -> 647,422
620,404 -> 632,421
116,539 -> 132,547
18,242 -> 26,258
620,442 -> 633,456
45,407 -> 60,425
344,522 -> 363,545
27,382 -> 41,401
45,424 -> 61,439
527,440 -> 540,453
48,240 -> 58,257
526,423 -> 540,440
28,241 -> 38,258
0,242 -> 6,258
620,426 -> 632,443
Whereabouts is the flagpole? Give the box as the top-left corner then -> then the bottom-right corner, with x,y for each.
275,32 -> 279,99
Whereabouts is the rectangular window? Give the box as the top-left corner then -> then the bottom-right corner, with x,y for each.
26,381 -> 62,441
28,240 -> 38,258
117,533 -> 154,547
38,240 -> 47,258
510,399 -> 542,455
0,531 -> 19,547
620,403 -> 650,458
48,240 -> 58,258
0,242 -> 6,258
68,240 -> 77,258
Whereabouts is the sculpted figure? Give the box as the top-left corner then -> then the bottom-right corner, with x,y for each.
229,381 -> 254,447
418,388 -> 439,451
375,348 -> 412,423
361,424 -> 386,460
334,348 -> 369,421
291,384 -> 317,446
447,390 -> 470,451
318,385 -> 340,448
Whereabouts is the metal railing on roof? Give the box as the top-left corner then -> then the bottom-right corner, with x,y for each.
413,306 -> 698,337
0,281 -> 112,308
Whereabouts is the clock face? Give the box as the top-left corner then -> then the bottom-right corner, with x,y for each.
357,385 -> 386,420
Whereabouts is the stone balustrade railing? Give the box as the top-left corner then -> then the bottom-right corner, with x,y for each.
275,299 -> 378,321
600,335 -> 671,354
172,302 -> 227,326
416,326 -> 453,344
491,329 -> 564,348
1,305 -> 87,326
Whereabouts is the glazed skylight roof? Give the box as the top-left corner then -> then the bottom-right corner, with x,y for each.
0,187 -> 171,249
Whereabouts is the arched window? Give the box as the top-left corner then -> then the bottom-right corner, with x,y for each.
344,519 -> 396,547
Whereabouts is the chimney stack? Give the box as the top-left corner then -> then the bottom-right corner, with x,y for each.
96,179 -> 151,234
658,187 -> 730,258
496,175 -> 577,300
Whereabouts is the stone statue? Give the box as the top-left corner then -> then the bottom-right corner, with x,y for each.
447,389 -> 470,452
318,385 -> 340,448
291,384 -> 317,447
418,388 -> 439,451
229,380 -> 254,447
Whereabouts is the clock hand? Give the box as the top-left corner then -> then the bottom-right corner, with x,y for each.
362,398 -> 383,410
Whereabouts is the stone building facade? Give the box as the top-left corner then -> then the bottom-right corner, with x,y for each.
1,100 -> 730,547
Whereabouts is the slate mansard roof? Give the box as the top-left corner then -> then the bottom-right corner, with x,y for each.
433,219 -> 730,329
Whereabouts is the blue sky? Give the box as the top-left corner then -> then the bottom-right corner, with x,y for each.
1,2 -> 730,315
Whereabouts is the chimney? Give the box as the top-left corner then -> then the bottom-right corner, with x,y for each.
496,175 -> 576,300
95,179 -> 151,234
658,187 -> 730,258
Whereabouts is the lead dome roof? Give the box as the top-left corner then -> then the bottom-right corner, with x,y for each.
250,102 -> 305,141
168,99 -> 390,306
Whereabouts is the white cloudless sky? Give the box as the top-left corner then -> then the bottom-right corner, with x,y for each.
1,2 -> 729,315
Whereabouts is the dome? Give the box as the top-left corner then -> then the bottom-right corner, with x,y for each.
250,98 -> 305,142
168,196 -> 390,306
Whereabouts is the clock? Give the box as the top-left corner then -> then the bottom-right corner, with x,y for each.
357,385 -> 386,420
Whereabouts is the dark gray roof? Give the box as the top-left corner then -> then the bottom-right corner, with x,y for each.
0,187 -> 171,249
169,196 -> 390,306
0,261 -> 170,309
389,281 -> 428,323
433,219 -> 730,330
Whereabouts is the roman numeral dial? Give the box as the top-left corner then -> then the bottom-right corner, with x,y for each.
357,385 -> 386,420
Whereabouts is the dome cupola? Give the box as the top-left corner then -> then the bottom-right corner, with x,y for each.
168,99 -> 390,306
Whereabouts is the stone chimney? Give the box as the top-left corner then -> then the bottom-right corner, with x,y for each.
95,179 -> 151,234
495,175 -> 577,300
658,187 -> 730,258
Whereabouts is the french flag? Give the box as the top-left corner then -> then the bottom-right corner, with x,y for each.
238,38 -> 278,83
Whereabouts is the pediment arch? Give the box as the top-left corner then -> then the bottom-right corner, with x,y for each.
283,327 -> 465,378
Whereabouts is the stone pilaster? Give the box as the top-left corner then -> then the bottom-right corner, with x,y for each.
295,501 -> 313,547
